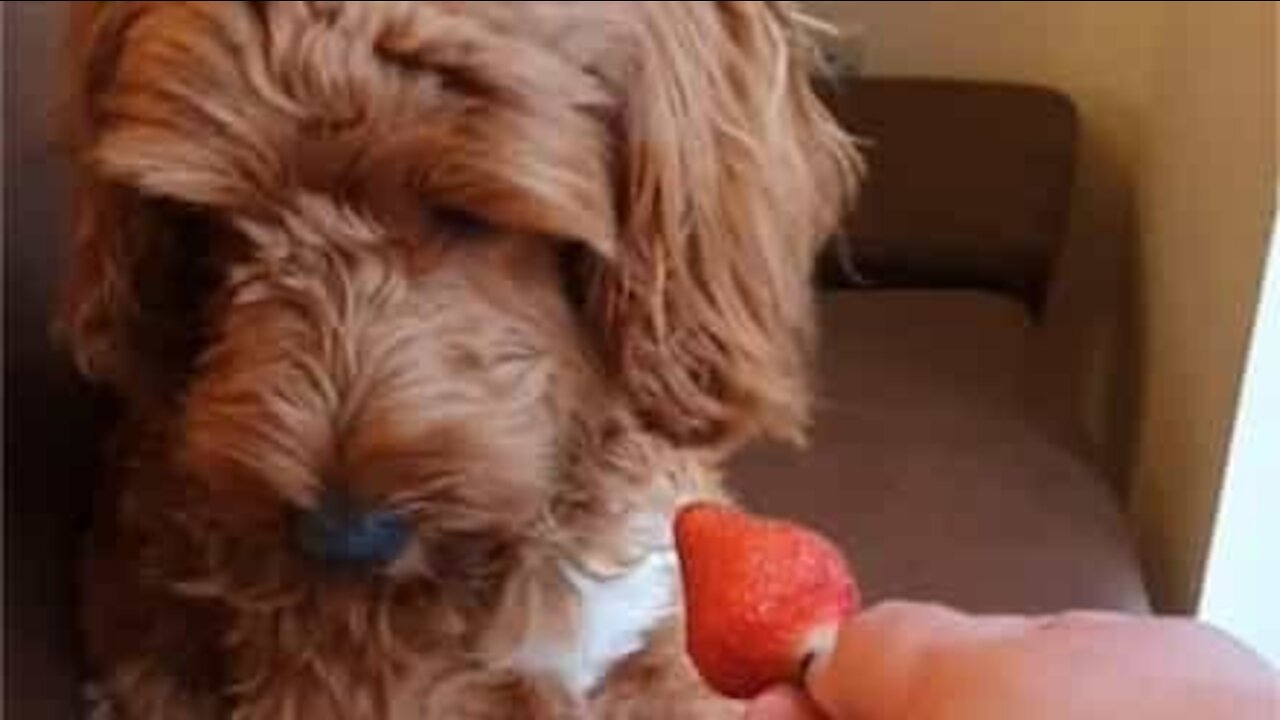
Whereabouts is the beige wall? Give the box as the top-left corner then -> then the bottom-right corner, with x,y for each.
1128,2 -> 1275,611
807,1 -> 1277,610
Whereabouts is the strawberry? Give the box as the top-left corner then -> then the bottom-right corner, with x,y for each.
673,502 -> 859,699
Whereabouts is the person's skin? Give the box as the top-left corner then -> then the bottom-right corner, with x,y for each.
745,601 -> 1279,720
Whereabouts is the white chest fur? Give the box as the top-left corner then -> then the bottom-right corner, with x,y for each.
508,549 -> 680,695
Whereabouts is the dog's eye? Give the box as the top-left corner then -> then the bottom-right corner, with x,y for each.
428,205 -> 492,241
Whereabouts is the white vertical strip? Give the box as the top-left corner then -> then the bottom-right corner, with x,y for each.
1197,192 -> 1280,665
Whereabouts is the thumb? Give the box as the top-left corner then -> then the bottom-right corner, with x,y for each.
805,601 -> 1025,719
745,686 -> 828,720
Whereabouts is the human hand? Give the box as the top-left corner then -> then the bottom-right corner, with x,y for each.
745,601 -> 1278,720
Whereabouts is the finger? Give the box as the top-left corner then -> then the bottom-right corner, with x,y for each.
806,601 -> 1034,719
744,686 -> 828,720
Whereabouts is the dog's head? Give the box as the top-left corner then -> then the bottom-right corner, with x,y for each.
58,1 -> 856,581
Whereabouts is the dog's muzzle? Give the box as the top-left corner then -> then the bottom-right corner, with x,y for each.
293,492 -> 411,568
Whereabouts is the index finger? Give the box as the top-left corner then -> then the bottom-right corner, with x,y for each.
744,686 -> 827,720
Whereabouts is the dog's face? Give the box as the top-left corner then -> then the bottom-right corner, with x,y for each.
58,1 -> 855,584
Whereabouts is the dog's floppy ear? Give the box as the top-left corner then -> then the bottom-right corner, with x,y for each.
588,2 -> 859,449
54,3 -> 223,403
57,177 -> 217,403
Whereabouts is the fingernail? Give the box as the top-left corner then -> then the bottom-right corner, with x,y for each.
798,622 -> 839,686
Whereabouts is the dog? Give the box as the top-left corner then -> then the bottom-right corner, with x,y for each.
56,2 -> 858,717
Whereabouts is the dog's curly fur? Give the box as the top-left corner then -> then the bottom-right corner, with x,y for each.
56,2 -> 858,717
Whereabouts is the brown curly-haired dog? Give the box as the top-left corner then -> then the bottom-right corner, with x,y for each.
56,2 -> 858,717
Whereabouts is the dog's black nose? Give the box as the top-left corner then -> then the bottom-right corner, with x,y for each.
294,494 -> 410,568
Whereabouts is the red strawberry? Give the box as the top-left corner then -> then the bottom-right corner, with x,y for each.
674,502 -> 859,700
